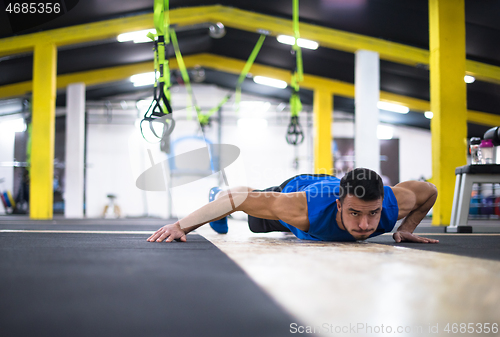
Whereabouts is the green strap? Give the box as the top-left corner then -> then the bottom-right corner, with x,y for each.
163,0 -> 169,42
152,0 -> 171,104
290,0 -> 303,117
235,34 -> 266,111
295,47 -> 303,84
198,94 -> 231,126
292,0 -> 303,84
173,28 -> 225,125
153,0 -> 164,35
170,29 -> 201,119
170,29 -> 190,85
162,0 -> 170,102
293,0 -> 300,40
289,92 -> 302,117
168,30 -> 266,125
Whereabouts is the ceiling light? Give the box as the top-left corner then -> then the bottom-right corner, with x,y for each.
377,125 -> 394,140
276,35 -> 319,50
130,72 -> 156,87
117,29 -> 156,43
464,75 -> 475,84
377,101 -> 409,114
253,76 -> 287,89
424,111 -> 433,119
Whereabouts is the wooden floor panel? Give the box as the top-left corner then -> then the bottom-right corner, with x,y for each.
197,220 -> 500,337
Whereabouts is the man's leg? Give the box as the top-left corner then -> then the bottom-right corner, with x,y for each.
208,186 -> 254,234
247,215 -> 291,233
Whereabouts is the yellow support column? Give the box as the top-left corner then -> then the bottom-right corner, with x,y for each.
30,43 -> 57,219
313,89 -> 333,174
429,0 -> 467,225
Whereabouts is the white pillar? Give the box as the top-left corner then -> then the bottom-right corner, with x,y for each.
355,50 -> 380,173
64,83 -> 85,218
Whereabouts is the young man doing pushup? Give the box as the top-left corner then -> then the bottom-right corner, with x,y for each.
147,168 -> 439,244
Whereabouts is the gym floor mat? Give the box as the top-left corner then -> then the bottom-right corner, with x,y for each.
0,232 -> 299,337
368,234 -> 500,261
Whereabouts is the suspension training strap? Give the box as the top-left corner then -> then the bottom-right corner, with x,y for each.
170,29 -> 201,120
154,0 -> 171,105
235,34 -> 266,111
139,0 -> 175,142
292,0 -> 303,83
170,31 -> 267,127
286,0 -> 304,145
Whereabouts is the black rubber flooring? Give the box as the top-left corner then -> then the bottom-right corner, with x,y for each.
0,231 -> 299,337
368,234 -> 500,261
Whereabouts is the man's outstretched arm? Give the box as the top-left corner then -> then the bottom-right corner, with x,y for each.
147,190 -> 308,243
391,181 -> 439,243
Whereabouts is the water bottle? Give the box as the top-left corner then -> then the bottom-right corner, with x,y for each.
470,137 -> 482,165
480,139 -> 495,164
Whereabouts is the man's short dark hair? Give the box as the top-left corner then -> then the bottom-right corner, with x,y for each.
339,168 -> 384,203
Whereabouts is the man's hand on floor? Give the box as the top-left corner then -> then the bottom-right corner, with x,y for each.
393,231 -> 439,244
147,222 -> 187,243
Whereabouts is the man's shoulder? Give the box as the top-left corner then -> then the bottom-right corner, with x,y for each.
283,175 -> 340,192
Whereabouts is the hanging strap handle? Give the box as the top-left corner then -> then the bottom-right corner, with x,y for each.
139,0 -> 175,142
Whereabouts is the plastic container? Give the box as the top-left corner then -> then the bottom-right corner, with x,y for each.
480,139 -> 495,164
495,196 -> 500,216
482,195 -> 496,216
469,193 -> 482,217
470,137 -> 482,165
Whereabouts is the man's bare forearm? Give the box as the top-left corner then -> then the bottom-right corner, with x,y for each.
397,190 -> 437,233
177,192 -> 248,233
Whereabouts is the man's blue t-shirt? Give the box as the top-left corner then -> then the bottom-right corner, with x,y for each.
279,175 -> 399,242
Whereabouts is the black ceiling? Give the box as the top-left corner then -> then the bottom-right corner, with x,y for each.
1,0 -> 500,137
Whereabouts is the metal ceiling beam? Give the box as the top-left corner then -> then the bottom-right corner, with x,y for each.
0,62 -> 155,98
181,54 -> 500,127
0,6 -> 500,84
1,53 -> 500,127
0,14 -> 153,57
205,6 -> 500,85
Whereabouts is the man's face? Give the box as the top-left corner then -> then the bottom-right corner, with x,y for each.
336,194 -> 383,240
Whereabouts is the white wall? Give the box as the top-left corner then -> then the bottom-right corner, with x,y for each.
393,125 -> 432,182
0,90 -> 435,219
82,84 -> 433,219
220,111 -> 311,191
85,122 -> 169,219
333,119 -> 432,182
0,118 -> 22,214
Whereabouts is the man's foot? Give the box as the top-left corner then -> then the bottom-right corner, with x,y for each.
208,187 -> 228,234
